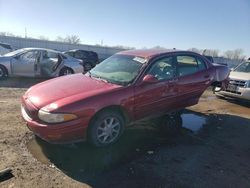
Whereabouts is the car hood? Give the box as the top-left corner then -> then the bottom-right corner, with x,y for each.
230,71 -> 250,80
0,56 -> 12,62
25,74 -> 121,110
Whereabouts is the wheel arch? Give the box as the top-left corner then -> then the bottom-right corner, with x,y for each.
59,66 -> 74,76
0,64 -> 9,76
89,105 -> 131,127
87,105 -> 130,146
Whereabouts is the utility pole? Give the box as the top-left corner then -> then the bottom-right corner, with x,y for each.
25,27 -> 27,38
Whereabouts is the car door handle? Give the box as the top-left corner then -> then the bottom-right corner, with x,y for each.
204,75 -> 210,78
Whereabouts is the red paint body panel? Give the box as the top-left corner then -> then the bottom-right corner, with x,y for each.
21,50 -> 229,143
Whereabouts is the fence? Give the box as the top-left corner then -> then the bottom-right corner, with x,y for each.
0,35 -> 125,60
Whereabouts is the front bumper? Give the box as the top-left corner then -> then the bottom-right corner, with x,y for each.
215,87 -> 250,101
21,102 -> 90,144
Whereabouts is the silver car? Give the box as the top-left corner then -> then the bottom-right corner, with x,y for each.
0,48 -> 83,79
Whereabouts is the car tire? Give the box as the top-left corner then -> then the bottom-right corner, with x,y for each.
88,110 -> 125,147
84,63 -> 92,71
159,112 -> 182,135
59,67 -> 74,76
0,65 -> 8,80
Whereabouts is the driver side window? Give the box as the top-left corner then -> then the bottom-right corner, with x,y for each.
147,56 -> 175,81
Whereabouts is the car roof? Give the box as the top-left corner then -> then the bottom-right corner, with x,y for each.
118,49 -> 189,59
65,49 -> 94,53
22,47 -> 62,53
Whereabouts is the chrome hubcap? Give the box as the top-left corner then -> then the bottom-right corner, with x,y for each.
97,117 -> 121,144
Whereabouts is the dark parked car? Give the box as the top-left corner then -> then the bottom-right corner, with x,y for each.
21,49 -> 229,147
204,55 -> 214,63
64,49 -> 99,71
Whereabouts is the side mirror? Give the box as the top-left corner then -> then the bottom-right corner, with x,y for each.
142,74 -> 158,84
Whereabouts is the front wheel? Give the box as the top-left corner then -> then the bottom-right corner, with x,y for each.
0,65 -> 8,80
88,110 -> 125,147
59,67 -> 74,76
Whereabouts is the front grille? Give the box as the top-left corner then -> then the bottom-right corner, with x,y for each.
229,79 -> 246,87
24,106 -> 33,119
225,79 -> 246,95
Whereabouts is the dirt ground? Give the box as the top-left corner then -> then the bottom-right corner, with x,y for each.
0,78 -> 250,188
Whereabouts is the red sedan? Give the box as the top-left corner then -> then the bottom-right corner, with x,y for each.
21,49 -> 229,147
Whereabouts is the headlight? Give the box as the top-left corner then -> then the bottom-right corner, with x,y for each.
38,110 -> 77,123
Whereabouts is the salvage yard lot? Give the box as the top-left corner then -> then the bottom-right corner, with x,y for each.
0,78 -> 250,188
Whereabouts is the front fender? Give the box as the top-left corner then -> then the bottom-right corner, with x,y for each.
0,56 -> 12,75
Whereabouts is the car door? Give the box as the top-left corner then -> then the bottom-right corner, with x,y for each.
175,53 -> 211,108
40,51 -> 60,77
12,50 -> 39,77
133,55 -> 178,120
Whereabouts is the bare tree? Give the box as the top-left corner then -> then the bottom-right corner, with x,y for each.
188,48 -> 202,54
202,49 -> 219,57
64,35 -> 81,44
224,49 -> 245,60
151,45 -> 166,50
55,36 -> 65,42
39,35 -> 49,40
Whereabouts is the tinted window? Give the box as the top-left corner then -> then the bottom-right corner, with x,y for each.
75,51 -> 87,59
234,61 -> 250,73
177,55 -> 205,76
197,57 -> 207,70
43,51 -> 58,59
65,51 -> 74,57
147,56 -> 175,80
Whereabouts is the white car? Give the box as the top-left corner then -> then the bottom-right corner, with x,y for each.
0,48 -> 83,79
215,60 -> 250,100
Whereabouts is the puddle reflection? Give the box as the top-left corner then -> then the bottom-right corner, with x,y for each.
181,114 -> 206,133
27,111 -> 208,184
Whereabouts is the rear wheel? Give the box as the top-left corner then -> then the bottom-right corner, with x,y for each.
88,110 -> 125,147
59,67 -> 74,76
159,112 -> 182,135
0,65 -> 7,80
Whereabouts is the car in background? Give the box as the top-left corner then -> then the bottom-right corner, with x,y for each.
204,55 -> 214,63
0,48 -> 83,79
64,49 -> 99,71
0,42 -> 13,55
21,49 -> 229,147
215,60 -> 250,101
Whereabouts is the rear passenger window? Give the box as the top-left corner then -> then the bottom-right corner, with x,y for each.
177,55 -> 206,76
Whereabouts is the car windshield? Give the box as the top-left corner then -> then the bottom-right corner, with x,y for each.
4,48 -> 26,57
234,61 -> 250,73
89,54 -> 145,86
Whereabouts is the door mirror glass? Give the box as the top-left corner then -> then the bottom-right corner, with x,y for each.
142,74 -> 158,84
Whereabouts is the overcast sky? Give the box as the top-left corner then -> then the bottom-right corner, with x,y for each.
0,0 -> 249,56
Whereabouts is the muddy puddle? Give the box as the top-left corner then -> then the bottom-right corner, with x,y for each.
27,111 -> 209,184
